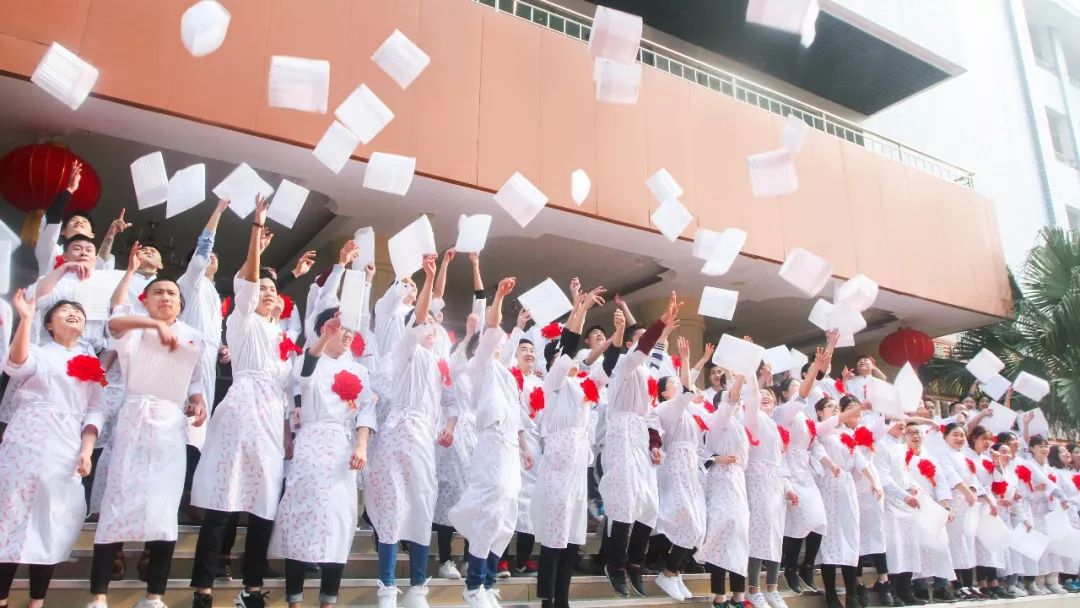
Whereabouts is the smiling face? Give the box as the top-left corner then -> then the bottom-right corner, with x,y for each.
905,425 -> 923,450
946,426 -> 967,450
45,302 -> 86,340
139,246 -> 164,272
973,431 -> 992,454
144,280 -> 182,321
515,341 -> 536,370
856,357 -> 873,376
62,214 -> 93,239
1031,441 -> 1050,464
254,278 -> 279,317
584,328 -> 606,349
995,444 -> 1012,467
817,399 -> 839,421
760,388 -> 777,414
1058,446 -> 1072,467
709,367 -> 726,390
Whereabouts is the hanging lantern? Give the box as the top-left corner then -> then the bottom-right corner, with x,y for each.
879,326 -> 935,368
0,143 -> 101,244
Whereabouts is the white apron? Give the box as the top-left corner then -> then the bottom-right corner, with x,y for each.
696,401 -> 749,576
448,428 -> 521,557
599,412 -> 659,527
817,432 -> 861,567
532,427 -> 590,548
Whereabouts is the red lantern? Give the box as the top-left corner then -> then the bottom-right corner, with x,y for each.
0,143 -> 100,243
879,327 -> 935,368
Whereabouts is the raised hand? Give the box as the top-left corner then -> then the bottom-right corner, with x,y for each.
127,241 -> 143,272
106,209 -> 132,239
660,291 -> 684,326
215,198 -> 230,214
442,248 -> 456,264
12,289 -> 36,319
67,160 -> 83,193
422,254 -> 438,277
65,261 -> 92,281
270,296 -> 285,319
613,308 -> 626,331
292,250 -> 317,277
703,342 -> 715,359
364,263 -> 376,282
496,277 -> 516,297
569,277 -> 581,300
516,308 -> 532,329
584,286 -> 606,310
466,313 -> 479,337
258,226 -> 274,253
677,336 -> 691,360
338,240 -> 359,266
254,194 -> 270,226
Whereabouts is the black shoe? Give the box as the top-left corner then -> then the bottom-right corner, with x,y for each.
515,559 -> 539,575
825,592 -> 844,608
799,564 -> 821,594
683,559 -> 705,574
857,583 -> 870,608
627,565 -> 647,597
263,563 -> 284,578
605,564 -> 630,598
912,588 -> 930,603
785,568 -> 804,594
898,588 -> 927,605
192,592 -> 213,608
846,591 -> 862,608
933,587 -> 959,603
876,581 -> 899,607
991,586 -> 1014,599
236,589 -> 270,608
216,560 -> 233,581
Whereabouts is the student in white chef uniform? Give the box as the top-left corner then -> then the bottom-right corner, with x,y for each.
85,263 -> 209,608
0,291 -> 104,608
366,255 -> 457,608
270,308 -> 376,608
450,277 -> 535,607
189,197 -> 293,608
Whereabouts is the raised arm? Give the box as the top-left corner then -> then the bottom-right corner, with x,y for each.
691,342 -> 714,389
614,293 -> 637,326
470,253 -> 484,296
433,248 -> 455,300
412,255 -> 437,326
6,290 -> 35,367
97,208 -> 133,264
240,195 -> 270,283
35,161 -> 80,273
486,276 -> 516,330
111,242 -> 143,309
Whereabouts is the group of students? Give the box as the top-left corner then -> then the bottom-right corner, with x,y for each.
0,165 -> 1079,608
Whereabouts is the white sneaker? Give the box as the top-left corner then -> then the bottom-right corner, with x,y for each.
764,590 -> 788,608
656,572 -> 687,600
133,600 -> 167,608
747,591 -> 769,608
1007,584 -> 1028,597
1047,582 -> 1068,594
439,560 -> 462,580
676,574 -> 694,599
1032,582 -> 1051,595
487,587 -> 504,608
403,579 -> 431,608
463,587 -> 488,608
377,582 -> 401,608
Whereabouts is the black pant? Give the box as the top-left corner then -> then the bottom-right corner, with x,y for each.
864,552 -> 888,575
0,563 -> 55,600
285,559 -> 344,603
821,564 -> 859,596
434,523 -> 456,563
503,533 -> 535,567
781,533 -> 822,570
954,567 -> 974,589
82,447 -> 104,512
184,445 -> 201,495
91,541 -> 174,596
537,544 -> 578,607
707,563 -> 746,595
975,565 -> 997,583
605,520 -> 651,575
220,512 -> 241,558
191,509 -> 273,589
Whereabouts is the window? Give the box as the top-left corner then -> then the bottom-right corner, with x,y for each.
1046,108 -> 1077,167
1029,25 -> 1054,68
1068,206 -> 1080,230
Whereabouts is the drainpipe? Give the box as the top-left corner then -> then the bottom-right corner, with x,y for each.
1004,0 -> 1060,227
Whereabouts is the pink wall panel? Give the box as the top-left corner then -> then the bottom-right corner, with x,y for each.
0,0 -> 91,51
780,127 -> 859,278
252,0 -> 355,148
595,99 -> 649,227
839,144 -> 899,290
643,69 -> 696,238
80,0 -> 183,110
476,9 -> 542,192
537,31 -> 597,214
411,0 -> 482,185
688,90 -> 745,238
721,102 -> 786,261
0,33 -> 47,76
167,1 -> 272,131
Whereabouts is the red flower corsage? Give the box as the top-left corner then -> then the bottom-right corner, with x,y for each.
279,333 -> 301,361
68,354 -> 107,386
331,370 -> 363,410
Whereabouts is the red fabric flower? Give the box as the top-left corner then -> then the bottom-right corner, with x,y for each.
331,370 -> 363,410
1048,473 -> 1057,484
437,359 -> 452,388
745,427 -> 760,447
67,354 -> 107,386
990,480 -> 1008,498
671,355 -> 682,370
834,378 -> 845,395
805,418 -> 817,444
840,433 -> 856,454
1015,464 -> 1033,491
279,333 -> 301,361
918,458 -> 937,487
511,367 -> 525,393
939,424 -> 947,435
221,296 -> 232,318
581,378 -> 600,404
577,371 -> 588,378
349,332 -> 366,358
905,449 -> 915,467
982,459 -> 995,474
138,292 -> 147,304
528,386 -> 545,419
647,376 -> 659,405
540,322 -> 561,340
693,415 -> 709,432
280,295 -> 294,319
778,425 -> 790,451
966,458 -> 976,476
53,255 -> 65,269
854,426 -> 875,452
1072,474 -> 1080,492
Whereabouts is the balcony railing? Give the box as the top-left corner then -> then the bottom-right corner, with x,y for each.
474,0 -> 976,188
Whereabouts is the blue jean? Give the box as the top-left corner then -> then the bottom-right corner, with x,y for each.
377,542 -> 431,587
466,551 -> 500,591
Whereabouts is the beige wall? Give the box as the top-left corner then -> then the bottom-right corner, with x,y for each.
0,0 -> 1011,317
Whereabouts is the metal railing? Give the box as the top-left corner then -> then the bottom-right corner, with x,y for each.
474,0 -> 976,188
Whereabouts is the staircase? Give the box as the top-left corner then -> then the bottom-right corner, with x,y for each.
5,525 -> 1079,607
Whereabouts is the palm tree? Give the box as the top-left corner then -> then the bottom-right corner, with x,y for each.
920,227 -> 1080,434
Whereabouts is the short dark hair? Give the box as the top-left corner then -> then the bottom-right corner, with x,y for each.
996,431 -> 1018,444
142,277 -> 186,313
839,395 -> 860,412
942,422 -> 965,437
1028,434 -> 1048,448
258,269 -> 278,286
43,299 -> 86,337
518,338 -> 534,347
314,307 -> 338,336
627,323 -> 645,334
62,234 -> 96,251
967,424 -> 989,449
63,211 -> 94,231
584,324 -> 606,337
801,361 -> 825,381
